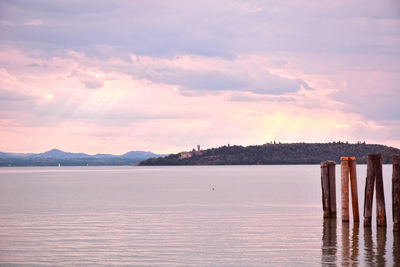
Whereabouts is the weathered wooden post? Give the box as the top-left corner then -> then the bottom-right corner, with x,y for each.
328,162 -> 337,218
363,153 -> 387,227
393,155 -> 400,231
341,157 -> 359,222
341,157 -> 350,222
349,158 -> 360,222
321,161 -> 331,218
364,154 -> 376,227
375,154 -> 387,227
321,161 -> 336,218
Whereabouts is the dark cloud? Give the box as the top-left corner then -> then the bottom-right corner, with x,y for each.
249,74 -> 312,95
147,69 -> 247,91
81,79 -> 103,89
71,70 -> 104,89
134,67 -> 310,95
26,63 -> 40,68
0,87 -> 36,105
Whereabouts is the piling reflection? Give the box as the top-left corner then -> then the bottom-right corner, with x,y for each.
341,222 -> 360,266
363,226 -> 387,266
394,232 -> 400,265
351,223 -> 359,266
322,218 -> 337,265
342,222 -> 350,266
363,226 -> 374,264
322,220 -> 391,265
376,227 -> 386,266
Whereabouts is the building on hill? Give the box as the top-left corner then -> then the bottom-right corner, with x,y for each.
179,145 -> 202,159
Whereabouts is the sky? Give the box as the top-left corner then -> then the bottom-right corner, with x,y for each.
0,0 -> 399,154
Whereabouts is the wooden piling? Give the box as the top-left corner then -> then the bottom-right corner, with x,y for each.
328,162 -> 337,218
375,154 -> 387,227
321,161 -> 336,218
349,158 -> 359,222
341,157 -> 350,222
321,161 -> 331,218
364,154 -> 376,227
393,155 -> 400,231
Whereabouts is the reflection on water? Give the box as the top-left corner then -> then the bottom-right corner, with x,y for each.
351,223 -> 359,265
364,226 -> 387,266
376,227 -> 387,266
342,222 -> 350,266
364,227 -> 374,265
322,219 -> 396,266
394,232 -> 400,265
1,165 -> 399,265
322,218 -> 337,265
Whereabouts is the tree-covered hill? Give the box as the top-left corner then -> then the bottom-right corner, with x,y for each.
138,142 -> 400,165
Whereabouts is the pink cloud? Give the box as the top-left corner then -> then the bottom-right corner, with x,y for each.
0,48 -> 399,154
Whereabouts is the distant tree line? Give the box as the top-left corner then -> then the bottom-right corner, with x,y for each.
139,142 -> 400,166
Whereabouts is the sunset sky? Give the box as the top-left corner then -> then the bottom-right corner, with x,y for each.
0,0 -> 399,154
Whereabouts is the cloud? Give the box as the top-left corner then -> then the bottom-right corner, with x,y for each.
228,92 -> 296,102
0,1 -> 399,153
1,0 -> 119,15
249,73 -> 312,94
25,19 -> 42,26
125,54 -> 311,95
81,79 -> 103,89
329,71 -> 400,120
71,70 -> 104,89
1,0 -> 399,58
237,2 -> 263,14
146,68 -> 247,91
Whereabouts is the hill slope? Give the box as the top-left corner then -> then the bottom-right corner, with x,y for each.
138,142 -> 400,165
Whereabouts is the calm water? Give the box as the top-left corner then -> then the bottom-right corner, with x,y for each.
0,165 -> 398,266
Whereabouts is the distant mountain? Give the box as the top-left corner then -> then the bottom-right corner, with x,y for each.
0,152 -> 9,158
93,153 -> 117,158
138,142 -> 400,166
34,149 -> 91,159
0,149 -> 166,166
120,151 -> 162,159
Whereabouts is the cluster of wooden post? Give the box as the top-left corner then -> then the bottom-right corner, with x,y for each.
320,154 -> 400,231
364,154 -> 386,227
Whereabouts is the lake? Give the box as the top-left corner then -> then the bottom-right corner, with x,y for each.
0,165 -> 398,266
